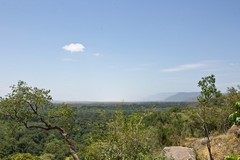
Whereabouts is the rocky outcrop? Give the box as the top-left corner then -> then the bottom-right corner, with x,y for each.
227,124 -> 240,137
161,146 -> 196,160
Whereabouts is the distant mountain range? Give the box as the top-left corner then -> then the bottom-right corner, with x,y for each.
142,92 -> 200,102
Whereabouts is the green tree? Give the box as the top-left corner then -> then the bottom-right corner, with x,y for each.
39,153 -> 55,160
197,74 -> 221,160
228,102 -> 240,125
222,87 -> 240,130
85,111 -> 153,160
44,138 -> 68,159
225,86 -> 240,107
9,153 -> 40,160
0,81 -> 79,160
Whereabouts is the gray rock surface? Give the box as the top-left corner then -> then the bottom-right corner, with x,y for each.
227,124 -> 240,137
162,146 -> 196,160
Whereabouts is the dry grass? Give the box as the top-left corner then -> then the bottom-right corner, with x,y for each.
184,132 -> 240,160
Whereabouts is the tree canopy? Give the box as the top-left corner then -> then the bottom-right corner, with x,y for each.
0,81 -> 79,160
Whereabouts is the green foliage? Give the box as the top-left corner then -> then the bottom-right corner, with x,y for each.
228,102 -> 240,125
197,75 -> 221,130
224,154 -> 240,160
0,81 -> 51,122
9,153 -> 40,160
65,156 -> 74,160
85,111 -> 153,160
198,74 -> 221,106
213,86 -> 240,133
2,79 -> 240,159
44,139 -> 68,160
197,74 -> 222,133
197,74 -> 221,160
146,109 -> 186,147
0,81 -> 79,160
0,81 -> 76,132
47,104 -> 75,132
225,86 -> 240,108
39,153 -> 55,160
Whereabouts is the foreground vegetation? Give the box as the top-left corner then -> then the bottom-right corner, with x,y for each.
0,75 -> 240,159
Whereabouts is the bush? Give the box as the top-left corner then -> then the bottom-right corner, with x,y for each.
10,153 -> 40,160
224,154 -> 240,160
228,102 -> 240,125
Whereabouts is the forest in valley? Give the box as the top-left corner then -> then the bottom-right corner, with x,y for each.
0,75 -> 240,160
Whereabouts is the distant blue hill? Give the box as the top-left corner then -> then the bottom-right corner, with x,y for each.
142,92 -> 200,102
164,92 -> 200,102
142,92 -> 176,101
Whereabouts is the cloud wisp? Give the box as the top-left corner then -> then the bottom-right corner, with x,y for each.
62,43 -> 85,53
160,63 -> 207,73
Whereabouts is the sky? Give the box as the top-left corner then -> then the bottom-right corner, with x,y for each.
0,0 -> 240,101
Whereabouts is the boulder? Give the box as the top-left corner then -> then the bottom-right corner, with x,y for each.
200,137 -> 210,145
236,129 -> 240,138
161,146 -> 196,160
227,124 -> 239,134
227,124 -> 240,138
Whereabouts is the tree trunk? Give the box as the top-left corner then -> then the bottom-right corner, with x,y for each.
204,124 -> 214,160
61,131 -> 79,160
25,123 -> 80,160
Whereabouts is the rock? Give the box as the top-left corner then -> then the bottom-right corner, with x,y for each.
190,137 -> 213,151
161,146 -> 196,160
200,137 -> 210,145
235,129 -> 240,138
228,124 -> 239,134
227,124 -> 240,138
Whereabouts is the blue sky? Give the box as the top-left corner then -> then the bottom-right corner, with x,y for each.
0,0 -> 240,101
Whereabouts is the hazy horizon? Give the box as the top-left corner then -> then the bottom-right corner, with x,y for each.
1,1 -> 240,101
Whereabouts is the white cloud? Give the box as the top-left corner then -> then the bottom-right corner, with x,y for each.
93,53 -> 100,57
62,43 -> 85,53
160,63 -> 207,72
